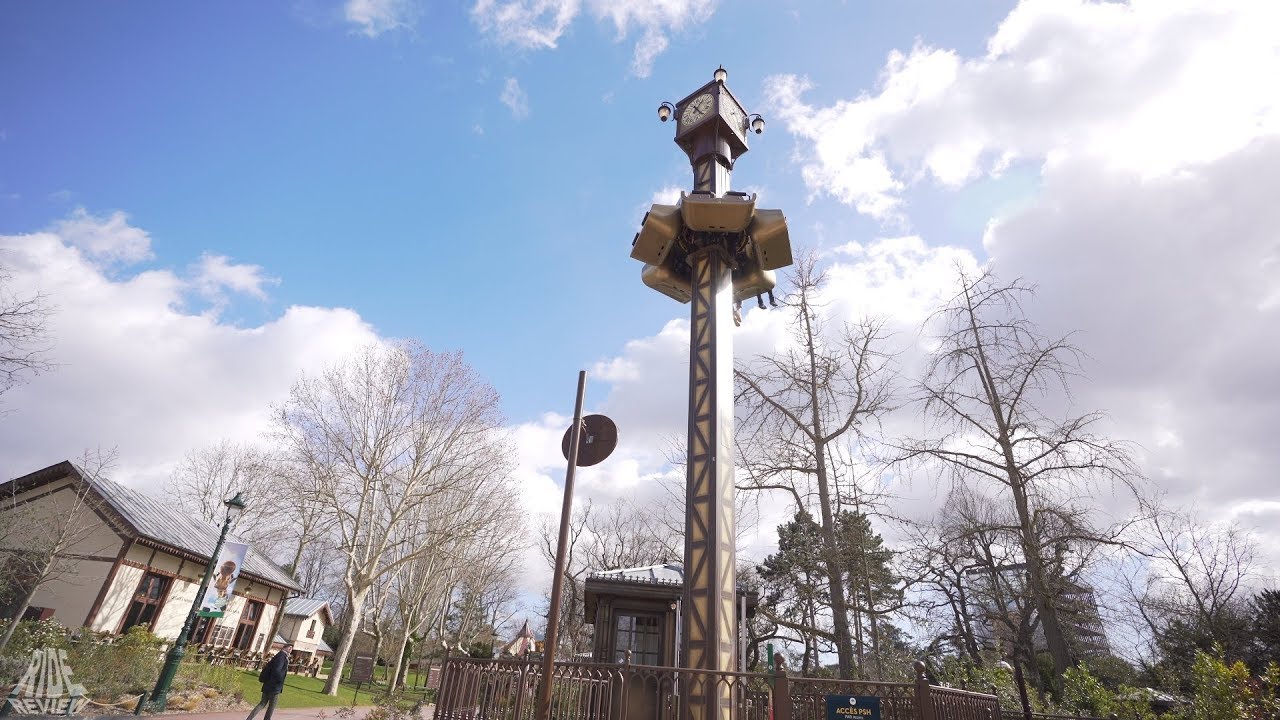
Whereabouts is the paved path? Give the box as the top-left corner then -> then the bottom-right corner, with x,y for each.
148,708 -> 382,720
18,705 -> 430,720
156,704 -> 436,720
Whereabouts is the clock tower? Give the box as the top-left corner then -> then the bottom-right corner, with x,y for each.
631,68 -> 792,720
672,66 -> 753,196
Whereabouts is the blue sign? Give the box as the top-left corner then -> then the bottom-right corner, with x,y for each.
826,695 -> 881,720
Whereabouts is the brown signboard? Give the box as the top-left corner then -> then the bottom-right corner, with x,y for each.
350,655 -> 375,684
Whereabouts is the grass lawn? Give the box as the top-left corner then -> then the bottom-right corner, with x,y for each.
234,670 -> 374,708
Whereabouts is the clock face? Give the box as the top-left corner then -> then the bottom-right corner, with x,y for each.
722,100 -> 746,136
680,93 -> 714,126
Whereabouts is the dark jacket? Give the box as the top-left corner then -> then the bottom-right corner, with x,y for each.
259,651 -> 289,694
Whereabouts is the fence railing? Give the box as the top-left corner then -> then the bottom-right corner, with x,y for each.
436,654 -> 1012,720
435,655 -> 776,720
1024,707 -> 1116,712
923,685 -> 1001,720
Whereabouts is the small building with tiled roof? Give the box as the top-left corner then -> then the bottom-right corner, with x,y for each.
274,597 -> 334,662
0,460 -> 301,653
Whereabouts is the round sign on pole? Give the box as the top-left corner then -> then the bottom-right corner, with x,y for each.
561,414 -> 618,467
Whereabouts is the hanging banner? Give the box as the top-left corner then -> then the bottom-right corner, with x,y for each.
198,541 -> 249,618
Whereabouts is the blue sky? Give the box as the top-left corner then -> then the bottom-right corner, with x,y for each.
3,0 -> 1279,647
1,1 -> 1020,421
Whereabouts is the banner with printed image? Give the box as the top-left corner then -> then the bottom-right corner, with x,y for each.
199,541 -> 249,617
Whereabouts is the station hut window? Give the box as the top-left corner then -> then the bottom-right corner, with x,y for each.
613,613 -> 660,665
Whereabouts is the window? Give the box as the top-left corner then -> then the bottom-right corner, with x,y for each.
22,606 -> 54,622
613,613 -> 660,665
193,616 -> 218,645
307,619 -> 316,639
121,573 -> 169,632
233,600 -> 264,650
212,624 -> 234,647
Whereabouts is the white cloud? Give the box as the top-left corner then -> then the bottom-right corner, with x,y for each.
767,0 -> 1280,218
51,208 -> 154,265
471,0 -> 718,77
344,0 -> 417,37
471,0 -> 579,49
758,0 -> 1280,580
627,27 -> 668,79
983,139 -> 1280,518
500,77 -> 530,119
650,185 -> 682,205
0,214 -> 380,494
190,253 -> 278,303
585,2 -> 1280,592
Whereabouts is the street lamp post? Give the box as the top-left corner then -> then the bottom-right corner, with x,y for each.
149,492 -> 247,711
997,660 -> 1033,720
629,67 -> 793,720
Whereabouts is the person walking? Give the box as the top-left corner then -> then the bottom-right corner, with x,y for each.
246,643 -> 292,720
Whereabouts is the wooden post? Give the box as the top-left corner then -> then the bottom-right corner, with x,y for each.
436,647 -> 452,718
513,661 -> 528,720
538,371 -> 589,720
913,660 -> 936,720
771,653 -> 791,720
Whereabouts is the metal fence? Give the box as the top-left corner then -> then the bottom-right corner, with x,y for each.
1024,707 -> 1116,712
435,656 -> 774,720
784,675 -> 917,720
435,654 -> 1011,720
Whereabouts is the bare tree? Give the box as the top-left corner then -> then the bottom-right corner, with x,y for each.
0,264 -> 54,404
273,342 -> 516,695
538,501 -> 597,658
1121,493 -> 1256,669
385,492 -> 522,689
901,518 -> 985,664
166,440 -> 277,536
538,494 -> 682,659
735,253 -> 898,678
901,269 -> 1136,678
0,448 -> 116,652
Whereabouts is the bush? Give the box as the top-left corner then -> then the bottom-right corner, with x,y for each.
0,618 -> 70,658
1061,664 -> 1157,720
336,690 -> 426,720
931,655 -> 1047,713
1183,648 -> 1252,720
0,654 -> 29,688
1062,664 -> 1112,717
175,659 -> 242,700
64,626 -> 164,700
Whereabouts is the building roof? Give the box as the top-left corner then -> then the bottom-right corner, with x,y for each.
4,460 -> 301,592
588,562 -> 684,586
583,561 -> 757,621
283,598 -> 330,621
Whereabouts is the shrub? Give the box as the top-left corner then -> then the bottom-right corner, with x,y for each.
357,690 -> 429,720
1061,664 -> 1112,717
1061,663 -> 1158,720
175,660 -> 242,700
0,654 -> 29,688
931,655 -> 1047,713
0,618 -> 69,658
64,627 -> 164,700
1185,648 -> 1251,720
